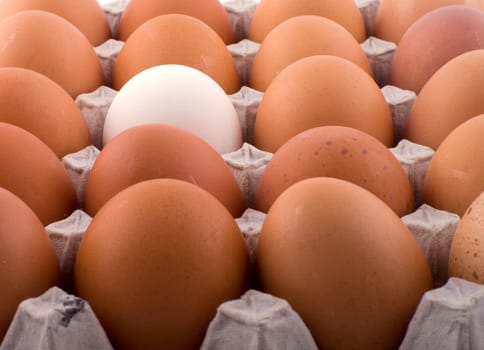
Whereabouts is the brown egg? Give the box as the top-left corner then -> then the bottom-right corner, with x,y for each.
256,126 -> 414,216
404,50 -> 484,150
118,0 -> 234,43
85,124 -> 245,217
256,177 -> 432,349
249,15 -> 372,92
0,0 -> 111,46
0,187 -> 60,340
0,10 -> 105,98
448,191 -> 484,283
373,0 -> 484,44
0,67 -> 91,158
112,14 -> 240,93
253,55 -> 393,153
390,5 -> 484,94
423,114 -> 484,217
0,122 -> 78,225
248,0 -> 366,43
75,179 -> 250,349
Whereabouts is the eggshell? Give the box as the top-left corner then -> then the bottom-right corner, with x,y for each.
0,67 -> 91,158
256,126 -> 414,216
75,179 -> 250,349
423,114 -> 484,217
0,122 -> 78,225
85,124 -> 245,217
104,64 -> 243,154
118,0 -> 234,43
372,0 -> 484,44
0,10 -> 105,98
448,191 -> 484,283
248,0 -> 366,43
256,177 -> 432,349
112,14 -> 240,93
0,187 -> 60,340
390,5 -> 484,94
0,0 -> 111,46
404,49 -> 484,150
249,15 -> 372,92
253,55 -> 393,153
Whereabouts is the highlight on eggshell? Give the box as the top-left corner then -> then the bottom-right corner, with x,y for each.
104,64 -> 243,155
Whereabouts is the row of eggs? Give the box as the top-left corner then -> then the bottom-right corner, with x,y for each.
0,0 -> 484,349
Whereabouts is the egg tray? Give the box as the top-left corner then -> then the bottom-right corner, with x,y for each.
1,0 -> 480,349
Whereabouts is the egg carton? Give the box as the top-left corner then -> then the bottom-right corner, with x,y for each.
1,0 -> 476,349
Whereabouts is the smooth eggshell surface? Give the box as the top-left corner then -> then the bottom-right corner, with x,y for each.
423,114 -> 484,217
256,177 -> 432,349
75,179 -> 250,350
104,64 -> 242,154
0,187 -> 60,340
118,0 -> 234,43
85,124 -> 245,217
0,67 -> 91,158
249,15 -> 372,92
256,126 -> 414,216
253,55 -> 393,153
0,10 -> 104,98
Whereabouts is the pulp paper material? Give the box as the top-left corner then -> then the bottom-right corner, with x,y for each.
229,86 -> 263,144
228,39 -> 260,87
0,287 -> 113,350
390,139 -> 434,207
200,290 -> 318,350
62,145 -> 100,208
99,0 -> 127,38
222,143 -> 273,208
402,204 -> 460,288
399,277 -> 484,350
235,208 -> 266,264
45,210 -> 93,288
355,0 -> 381,36
361,37 -> 396,87
382,85 -> 416,142
223,0 -> 260,42
95,39 -> 124,87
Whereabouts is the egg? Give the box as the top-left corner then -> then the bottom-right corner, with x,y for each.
249,15 -> 372,92
448,191 -> 484,283
248,0 -> 366,43
112,14 -> 240,93
0,67 -> 91,158
0,0 -> 111,46
104,64 -> 242,154
404,49 -> 484,150
0,10 -> 105,98
253,55 -> 393,153
390,5 -> 484,94
256,126 -> 414,216
85,124 -> 245,217
0,187 -> 60,340
75,179 -> 250,349
423,114 -> 484,217
372,0 -> 484,44
118,0 -> 234,43
0,122 -> 78,225
256,177 -> 432,349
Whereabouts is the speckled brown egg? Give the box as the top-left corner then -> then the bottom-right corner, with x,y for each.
0,187 -> 60,340
249,15 -> 372,92
0,10 -> 105,98
112,14 -> 240,93
0,122 -> 78,225
256,126 -> 414,216
248,0 -> 366,43
75,179 -> 250,350
85,124 -> 245,217
390,5 -> 484,94
256,177 -> 432,349
253,55 -> 393,153
0,0 -> 111,46
423,114 -> 484,217
0,67 -> 91,158
118,0 -> 234,43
